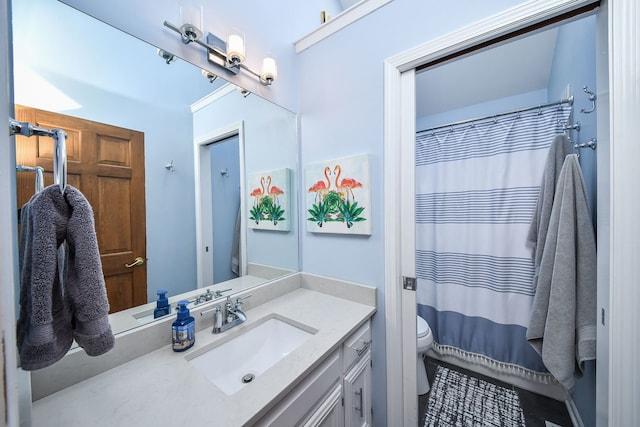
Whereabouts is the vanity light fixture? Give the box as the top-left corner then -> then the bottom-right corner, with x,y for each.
178,0 -> 203,44
237,86 -> 251,97
226,34 -> 245,64
157,49 -> 177,64
201,69 -> 218,83
163,20 -> 278,86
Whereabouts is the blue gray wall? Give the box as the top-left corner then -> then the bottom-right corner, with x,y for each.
547,15 -> 598,427
210,135 -> 241,283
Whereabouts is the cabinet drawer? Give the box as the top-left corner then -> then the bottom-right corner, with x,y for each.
343,320 -> 371,372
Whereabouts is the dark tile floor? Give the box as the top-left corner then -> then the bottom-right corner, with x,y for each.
418,358 -> 574,427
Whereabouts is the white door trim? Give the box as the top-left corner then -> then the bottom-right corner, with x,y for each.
607,1 -> 640,426
194,121 -> 247,288
383,1 -> 602,425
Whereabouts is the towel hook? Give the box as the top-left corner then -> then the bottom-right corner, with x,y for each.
52,129 -> 67,194
580,86 -> 597,114
560,120 -> 581,132
574,138 -> 597,157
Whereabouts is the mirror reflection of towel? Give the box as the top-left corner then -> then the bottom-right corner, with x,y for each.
526,154 -> 596,390
231,206 -> 241,276
17,185 -> 115,371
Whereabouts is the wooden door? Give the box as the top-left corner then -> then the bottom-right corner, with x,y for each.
15,105 -> 147,313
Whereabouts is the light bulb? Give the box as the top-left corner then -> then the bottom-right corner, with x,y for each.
179,1 -> 203,43
260,57 -> 278,85
226,34 -> 245,64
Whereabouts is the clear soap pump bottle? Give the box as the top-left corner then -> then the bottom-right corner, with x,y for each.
172,300 -> 195,352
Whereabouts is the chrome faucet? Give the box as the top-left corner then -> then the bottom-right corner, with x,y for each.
181,287 -> 234,311
201,294 -> 252,334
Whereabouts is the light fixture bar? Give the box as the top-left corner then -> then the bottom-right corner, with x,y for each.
205,32 -> 239,75
163,20 -> 275,85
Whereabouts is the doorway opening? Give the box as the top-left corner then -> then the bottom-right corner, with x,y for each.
194,122 -> 247,289
383,2 -> 605,426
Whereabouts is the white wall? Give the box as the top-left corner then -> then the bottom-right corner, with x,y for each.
297,0 -> 528,421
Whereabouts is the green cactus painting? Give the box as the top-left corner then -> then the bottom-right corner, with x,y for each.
305,154 -> 371,235
248,168 -> 290,231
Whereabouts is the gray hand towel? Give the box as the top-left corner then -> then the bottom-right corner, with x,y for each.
17,185 -> 115,370
17,190 -> 74,370
527,134 -> 573,289
526,154 -> 596,390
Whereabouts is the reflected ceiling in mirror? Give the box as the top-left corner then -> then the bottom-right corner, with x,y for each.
12,0 -> 299,335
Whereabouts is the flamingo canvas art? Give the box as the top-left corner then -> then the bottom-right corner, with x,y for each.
305,154 -> 371,235
247,168 -> 291,231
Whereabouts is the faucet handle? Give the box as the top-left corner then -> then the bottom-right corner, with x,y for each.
236,294 -> 252,303
200,304 -> 221,316
235,294 -> 252,309
200,305 -> 222,332
214,288 -> 232,298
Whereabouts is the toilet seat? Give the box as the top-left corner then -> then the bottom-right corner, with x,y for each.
416,315 -> 433,395
417,315 -> 430,338
417,315 -> 433,350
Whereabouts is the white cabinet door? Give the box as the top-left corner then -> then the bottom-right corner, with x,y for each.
301,383 -> 344,427
343,349 -> 371,427
257,351 -> 342,426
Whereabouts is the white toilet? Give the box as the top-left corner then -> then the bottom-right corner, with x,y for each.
417,315 -> 434,395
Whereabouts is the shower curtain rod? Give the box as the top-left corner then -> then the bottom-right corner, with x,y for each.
418,95 -> 574,134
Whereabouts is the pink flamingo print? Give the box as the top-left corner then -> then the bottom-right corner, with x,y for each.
308,166 -> 332,203
249,176 -> 266,206
266,176 -> 285,204
333,165 -> 363,202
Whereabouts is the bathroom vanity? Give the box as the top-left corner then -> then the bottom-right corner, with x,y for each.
30,273 -> 376,427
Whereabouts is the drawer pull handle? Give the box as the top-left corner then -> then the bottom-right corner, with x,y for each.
354,387 -> 364,417
354,339 -> 372,357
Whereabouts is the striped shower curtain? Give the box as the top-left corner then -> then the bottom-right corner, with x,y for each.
416,104 -> 571,380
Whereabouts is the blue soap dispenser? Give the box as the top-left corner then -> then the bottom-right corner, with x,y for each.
153,290 -> 171,319
172,300 -> 195,352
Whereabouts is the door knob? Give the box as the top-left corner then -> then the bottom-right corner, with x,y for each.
125,256 -> 145,268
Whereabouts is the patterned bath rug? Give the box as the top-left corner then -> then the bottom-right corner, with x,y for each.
423,366 -> 526,427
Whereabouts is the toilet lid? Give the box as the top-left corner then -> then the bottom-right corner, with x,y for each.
417,315 -> 430,338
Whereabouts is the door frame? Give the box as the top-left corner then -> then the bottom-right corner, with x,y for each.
383,0 -> 614,426
194,121 -> 247,289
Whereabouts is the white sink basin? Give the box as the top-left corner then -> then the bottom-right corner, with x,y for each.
187,316 -> 315,395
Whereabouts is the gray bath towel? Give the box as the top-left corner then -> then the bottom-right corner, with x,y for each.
526,154 -> 596,390
17,185 -> 115,370
527,134 -> 573,288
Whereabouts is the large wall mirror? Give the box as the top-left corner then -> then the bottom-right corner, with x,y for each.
12,0 -> 299,336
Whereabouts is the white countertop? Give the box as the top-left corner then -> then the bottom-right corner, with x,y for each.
31,286 -> 376,427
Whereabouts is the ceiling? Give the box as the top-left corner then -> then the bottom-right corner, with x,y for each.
415,26 -> 559,118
